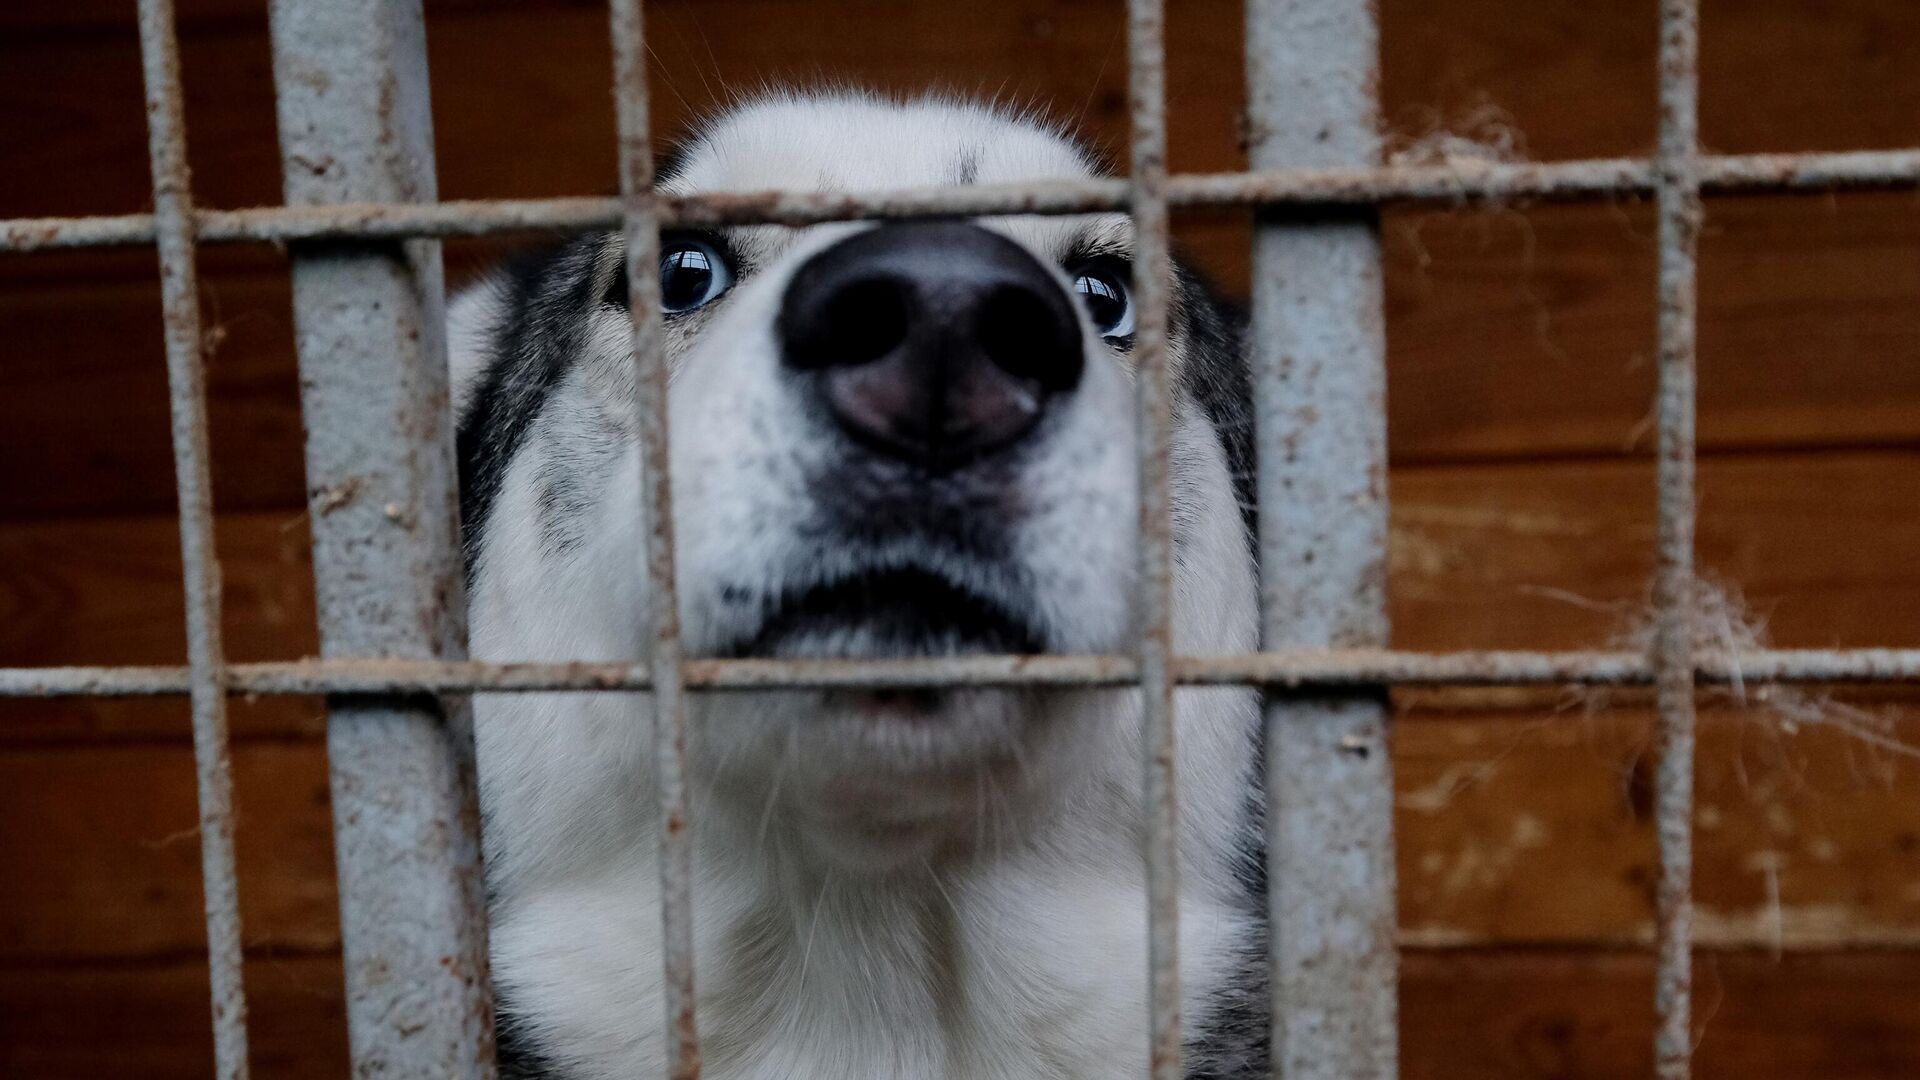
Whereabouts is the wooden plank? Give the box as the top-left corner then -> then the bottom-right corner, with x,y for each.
1400,948 -> 1920,1080
0,253 -> 306,520
0,740 -> 338,962
6,0 -> 1918,161
0,952 -> 349,1080
5,0 -> 1918,211
0,510 -> 318,743
1380,192 -> 1920,463
0,510 -> 315,667
1397,701 -> 1920,949
1388,450 -> 1920,651
2,947 -> 1913,1079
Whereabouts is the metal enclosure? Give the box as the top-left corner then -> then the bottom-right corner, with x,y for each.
4,0 -> 1920,1077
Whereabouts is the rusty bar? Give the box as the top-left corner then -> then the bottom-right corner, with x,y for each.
608,1 -> 701,1076
11,646 -> 1920,699
1246,0 -> 1400,1077
9,147 -> 1920,253
1652,0 -> 1704,1077
134,0 -> 250,1075
264,0 -> 495,1074
1126,0 -> 1183,1076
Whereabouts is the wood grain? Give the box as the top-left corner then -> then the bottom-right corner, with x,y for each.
3,948 -> 1915,1079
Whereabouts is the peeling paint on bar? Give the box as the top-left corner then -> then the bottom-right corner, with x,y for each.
264,0 -> 495,1074
1246,0 -> 1401,1075
8,149 -> 1920,251
1652,1 -> 1704,1077
134,1 -> 250,1075
1125,0 -> 1184,1076
10,647 -> 1920,699
608,1 -> 702,1077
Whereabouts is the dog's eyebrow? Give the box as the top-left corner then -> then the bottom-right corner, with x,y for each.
1061,221 -> 1134,265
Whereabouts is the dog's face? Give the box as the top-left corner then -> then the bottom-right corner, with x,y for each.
455,94 -> 1258,877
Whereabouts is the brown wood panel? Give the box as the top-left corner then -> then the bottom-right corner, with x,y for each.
6,0 -> 1918,208
1397,702 -> 1920,948
1381,192 -> 1920,463
0,507 -> 314,668
0,953 -> 349,1080
1389,450 -> 1920,651
2,948 -> 1914,1078
1401,948 -> 1920,1080
0,740 -> 338,962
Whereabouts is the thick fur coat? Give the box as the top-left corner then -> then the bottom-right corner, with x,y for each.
450,92 -> 1268,1080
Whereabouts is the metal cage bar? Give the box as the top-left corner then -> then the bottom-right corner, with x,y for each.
1125,1 -> 1185,1075
1246,2 -> 1399,1076
133,1 -> 251,1075
608,1 -> 702,1075
1652,1 -> 1704,1076
264,0 -> 495,1074
8,646 -> 1920,699
10,148 -> 1920,251
9,0 -> 1920,1077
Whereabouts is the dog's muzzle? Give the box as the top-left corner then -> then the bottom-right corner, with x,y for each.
778,222 -> 1085,473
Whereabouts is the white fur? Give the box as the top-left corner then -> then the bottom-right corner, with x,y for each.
452,93 -> 1262,1079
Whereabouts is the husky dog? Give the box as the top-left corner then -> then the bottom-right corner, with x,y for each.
450,92 -> 1266,1079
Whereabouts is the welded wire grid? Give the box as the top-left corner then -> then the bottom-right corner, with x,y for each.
4,0 -> 1919,1076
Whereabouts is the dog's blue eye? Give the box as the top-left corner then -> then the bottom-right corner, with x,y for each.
660,238 -> 734,313
1070,264 -> 1134,340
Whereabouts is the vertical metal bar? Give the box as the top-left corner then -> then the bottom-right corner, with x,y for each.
1244,1 -> 1399,1077
265,1 -> 495,1075
1652,1 -> 1702,1077
1126,0 -> 1182,1077
608,2 -> 701,1077
134,1 -> 251,1076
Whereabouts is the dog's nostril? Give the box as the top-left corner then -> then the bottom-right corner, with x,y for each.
779,223 -> 1085,471
790,277 -> 912,371
976,284 -> 1082,393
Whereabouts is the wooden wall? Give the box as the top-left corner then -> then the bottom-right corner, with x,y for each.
3,0 -> 1919,1075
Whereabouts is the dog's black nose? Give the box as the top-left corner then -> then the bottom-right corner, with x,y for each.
779,222 -> 1084,471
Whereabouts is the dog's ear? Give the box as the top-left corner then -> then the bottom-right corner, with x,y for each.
1173,260 -> 1254,532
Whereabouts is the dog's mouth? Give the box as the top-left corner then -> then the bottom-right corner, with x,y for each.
722,566 -> 1046,660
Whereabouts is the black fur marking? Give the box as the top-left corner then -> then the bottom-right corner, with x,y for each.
493,1006 -> 560,1079
954,144 -> 982,185
1171,263 -> 1255,541
1166,260 -> 1270,1080
457,234 -> 619,581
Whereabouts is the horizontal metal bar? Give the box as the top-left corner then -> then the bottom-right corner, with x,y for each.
8,647 -> 1920,698
7,148 -> 1920,252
